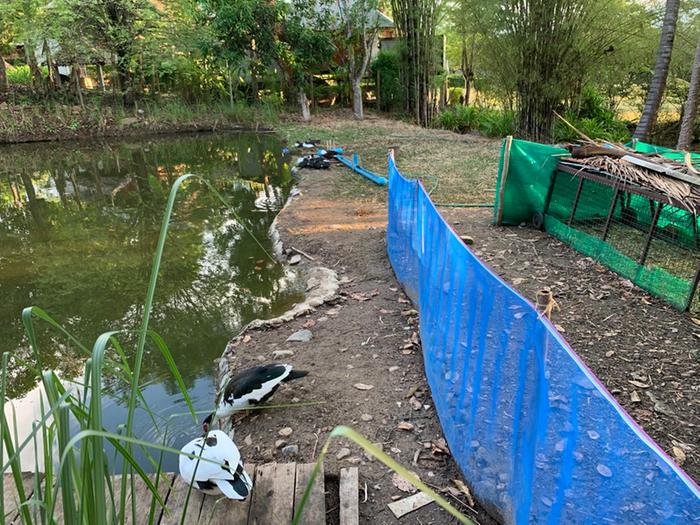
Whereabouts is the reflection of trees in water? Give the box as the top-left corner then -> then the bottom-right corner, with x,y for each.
0,133 -> 298,400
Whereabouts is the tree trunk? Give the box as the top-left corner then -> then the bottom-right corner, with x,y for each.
677,36 -> 700,150
97,64 -> 106,92
352,78 -> 363,120
0,54 -> 8,94
72,64 -> 84,107
25,44 -> 43,92
298,90 -> 311,121
634,0 -> 681,141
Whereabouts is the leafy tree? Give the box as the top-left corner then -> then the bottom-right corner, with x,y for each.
336,0 -> 381,119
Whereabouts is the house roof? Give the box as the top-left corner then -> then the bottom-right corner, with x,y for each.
372,10 -> 394,28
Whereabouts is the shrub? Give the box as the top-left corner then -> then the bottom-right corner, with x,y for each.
552,87 -> 632,143
435,105 -> 515,137
371,51 -> 404,113
7,65 -> 32,85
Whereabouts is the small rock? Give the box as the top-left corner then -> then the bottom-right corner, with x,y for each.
337,447 -> 351,460
289,254 -> 302,265
272,350 -> 294,359
409,396 -> 422,411
389,366 -> 399,372
120,117 -> 139,126
287,329 -> 313,343
244,434 -> 253,447
460,235 -> 475,245
281,444 -> 299,457
346,456 -> 362,464
361,414 -> 374,422
275,439 -> 287,449
397,421 -> 414,431
278,427 -> 293,437
353,383 -> 374,391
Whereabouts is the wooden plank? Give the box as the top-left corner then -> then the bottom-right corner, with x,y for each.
339,467 -> 359,525
293,463 -> 325,525
198,463 -> 255,525
495,135 -> 514,225
4,472 -> 36,523
388,492 -> 434,518
125,473 -> 175,525
247,463 -> 296,525
160,475 -> 205,525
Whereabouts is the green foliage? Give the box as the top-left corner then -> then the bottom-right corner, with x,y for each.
552,87 -> 632,143
7,65 -> 32,85
371,51 -> 404,112
435,105 -> 515,137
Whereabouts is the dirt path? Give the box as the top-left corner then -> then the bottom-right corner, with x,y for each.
220,166 -> 496,524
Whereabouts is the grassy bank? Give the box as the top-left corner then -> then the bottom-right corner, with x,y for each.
0,99 -> 280,144
279,110 -> 502,205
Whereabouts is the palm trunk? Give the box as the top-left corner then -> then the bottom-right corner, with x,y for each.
677,36 -> 700,150
298,90 -> 311,121
0,54 -> 8,94
634,0 -> 681,141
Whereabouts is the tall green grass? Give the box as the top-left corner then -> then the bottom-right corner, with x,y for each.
435,105 -> 515,138
2,176 -> 476,524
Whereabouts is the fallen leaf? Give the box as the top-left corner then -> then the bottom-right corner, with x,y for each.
630,391 -> 641,403
392,472 -> 418,493
628,380 -> 651,389
242,334 -> 252,343
397,421 -> 414,431
451,479 -> 475,507
380,308 -> 395,314
691,317 -> 700,326
431,438 -> 450,456
409,396 -> 422,411
350,292 -> 371,302
398,297 -> 410,304
353,383 -> 374,391
402,309 -> 419,316
302,319 -> 316,328
596,464 -> 612,478
672,446 -> 686,466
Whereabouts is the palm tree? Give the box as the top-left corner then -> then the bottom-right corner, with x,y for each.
677,35 -> 700,150
634,0 -> 681,141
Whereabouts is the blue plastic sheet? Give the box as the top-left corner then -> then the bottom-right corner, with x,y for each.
386,155 -> 700,524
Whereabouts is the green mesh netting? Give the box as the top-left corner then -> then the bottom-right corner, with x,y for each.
494,138 -> 699,311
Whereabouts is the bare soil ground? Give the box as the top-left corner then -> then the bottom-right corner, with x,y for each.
224,111 -> 698,524
222,164 -> 495,524
443,207 -> 700,481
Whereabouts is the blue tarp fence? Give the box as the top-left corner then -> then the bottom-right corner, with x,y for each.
386,154 -> 700,524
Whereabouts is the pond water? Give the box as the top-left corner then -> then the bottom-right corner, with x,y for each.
0,132 -> 303,472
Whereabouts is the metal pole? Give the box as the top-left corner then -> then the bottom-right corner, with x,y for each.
568,177 -> 585,226
640,202 -> 663,265
602,186 -> 620,241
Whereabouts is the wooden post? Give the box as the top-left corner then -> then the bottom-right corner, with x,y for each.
97,63 -> 105,92
495,135 -> 514,225
686,260 -> 700,311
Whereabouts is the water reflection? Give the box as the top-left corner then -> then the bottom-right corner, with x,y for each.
0,132 -> 303,471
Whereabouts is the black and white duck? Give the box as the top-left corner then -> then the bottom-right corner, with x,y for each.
210,364 -> 308,426
178,416 -> 253,500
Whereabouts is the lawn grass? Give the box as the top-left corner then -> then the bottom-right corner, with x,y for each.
278,110 -> 502,205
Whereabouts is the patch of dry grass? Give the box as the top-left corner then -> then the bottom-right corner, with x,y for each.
278,110 -> 501,205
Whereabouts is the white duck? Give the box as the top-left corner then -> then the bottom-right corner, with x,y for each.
178,417 -> 253,500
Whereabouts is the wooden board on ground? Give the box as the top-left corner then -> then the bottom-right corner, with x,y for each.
339,467 -> 359,525
125,473 -> 176,525
387,492 -> 434,518
293,463 -> 325,524
160,475 -> 205,525
247,463 -> 296,525
4,472 -> 37,523
198,463 -> 255,525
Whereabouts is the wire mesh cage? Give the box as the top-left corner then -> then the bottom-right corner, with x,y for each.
540,163 -> 700,313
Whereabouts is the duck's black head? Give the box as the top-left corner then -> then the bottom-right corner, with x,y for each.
202,412 -> 214,434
